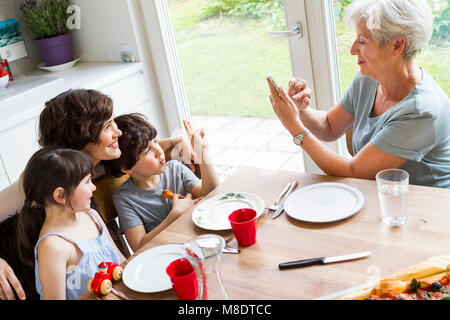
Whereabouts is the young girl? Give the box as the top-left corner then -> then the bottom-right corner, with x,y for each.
16,148 -> 125,300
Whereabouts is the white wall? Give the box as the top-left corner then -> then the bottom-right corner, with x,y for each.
70,0 -> 170,137
71,0 -> 139,62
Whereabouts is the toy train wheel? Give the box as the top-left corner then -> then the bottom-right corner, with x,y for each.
100,279 -> 112,295
112,266 -> 123,281
87,279 -> 94,293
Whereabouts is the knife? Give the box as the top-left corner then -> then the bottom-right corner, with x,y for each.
267,181 -> 292,211
278,251 -> 371,270
222,247 -> 240,254
271,180 -> 299,219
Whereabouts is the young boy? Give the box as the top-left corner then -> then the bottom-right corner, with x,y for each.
105,113 -> 219,252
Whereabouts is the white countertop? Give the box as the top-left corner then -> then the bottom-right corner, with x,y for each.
0,61 -> 143,132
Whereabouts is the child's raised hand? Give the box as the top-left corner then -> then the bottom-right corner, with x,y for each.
183,120 -> 208,164
171,193 -> 202,217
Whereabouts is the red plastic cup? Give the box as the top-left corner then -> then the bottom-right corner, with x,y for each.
165,258 -> 198,300
228,208 -> 257,246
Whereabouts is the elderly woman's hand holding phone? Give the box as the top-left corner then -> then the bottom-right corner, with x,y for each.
266,74 -> 306,137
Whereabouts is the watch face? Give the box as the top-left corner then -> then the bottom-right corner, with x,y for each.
293,129 -> 309,146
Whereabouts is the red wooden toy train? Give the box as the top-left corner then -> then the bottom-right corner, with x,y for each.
88,262 -> 123,296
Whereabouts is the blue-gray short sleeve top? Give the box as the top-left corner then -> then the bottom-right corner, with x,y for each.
113,160 -> 200,233
339,70 -> 450,188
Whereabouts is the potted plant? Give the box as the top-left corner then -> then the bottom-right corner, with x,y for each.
20,0 -> 73,67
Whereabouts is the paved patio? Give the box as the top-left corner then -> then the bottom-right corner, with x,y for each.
190,115 -> 305,182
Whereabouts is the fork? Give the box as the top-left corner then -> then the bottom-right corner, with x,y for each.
267,182 -> 292,212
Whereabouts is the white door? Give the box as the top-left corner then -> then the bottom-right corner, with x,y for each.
130,0 -> 345,174
283,0 -> 345,173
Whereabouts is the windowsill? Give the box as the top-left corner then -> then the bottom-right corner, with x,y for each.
0,61 -> 143,133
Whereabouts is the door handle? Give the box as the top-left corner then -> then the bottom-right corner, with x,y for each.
269,22 -> 303,39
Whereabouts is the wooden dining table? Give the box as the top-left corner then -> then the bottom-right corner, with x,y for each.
80,167 -> 450,300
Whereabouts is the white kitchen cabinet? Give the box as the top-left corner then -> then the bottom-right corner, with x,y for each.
0,153 -> 9,189
0,173 -> 9,190
125,101 -> 172,138
102,72 -> 150,117
0,118 -> 40,183
0,154 -> 5,174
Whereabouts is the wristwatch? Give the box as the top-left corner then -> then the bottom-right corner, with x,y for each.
293,129 -> 310,146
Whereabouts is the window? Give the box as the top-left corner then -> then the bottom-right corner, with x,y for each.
165,0 -> 314,173
167,0 -> 292,118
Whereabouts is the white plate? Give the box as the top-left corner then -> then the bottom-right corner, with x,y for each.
284,182 -> 365,223
192,192 -> 265,230
38,57 -> 80,72
122,244 -> 185,293
0,75 -> 9,89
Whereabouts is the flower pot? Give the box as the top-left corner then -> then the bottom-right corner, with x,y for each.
35,33 -> 73,67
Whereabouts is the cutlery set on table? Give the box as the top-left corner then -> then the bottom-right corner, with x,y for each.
267,180 -> 298,218
267,180 -> 370,269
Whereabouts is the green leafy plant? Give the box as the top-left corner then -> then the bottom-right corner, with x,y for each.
200,0 -> 241,16
339,0 -> 353,21
20,0 -> 72,39
201,0 -> 284,28
430,5 -> 449,45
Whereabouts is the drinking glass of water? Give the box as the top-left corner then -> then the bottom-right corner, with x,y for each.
376,169 -> 409,227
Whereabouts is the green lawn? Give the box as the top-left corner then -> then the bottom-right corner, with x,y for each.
174,17 -> 292,118
169,0 -> 449,118
417,46 -> 450,94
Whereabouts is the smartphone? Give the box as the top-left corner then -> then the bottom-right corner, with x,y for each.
267,72 -> 280,96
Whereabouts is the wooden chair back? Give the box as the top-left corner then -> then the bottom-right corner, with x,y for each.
346,128 -> 354,157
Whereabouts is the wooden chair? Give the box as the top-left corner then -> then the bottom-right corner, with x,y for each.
346,128 -> 354,157
93,174 -> 132,258
92,146 -> 201,258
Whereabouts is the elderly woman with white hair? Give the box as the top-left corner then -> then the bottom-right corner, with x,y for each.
268,0 -> 450,188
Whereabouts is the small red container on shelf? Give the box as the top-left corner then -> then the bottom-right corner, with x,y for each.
0,58 -> 13,82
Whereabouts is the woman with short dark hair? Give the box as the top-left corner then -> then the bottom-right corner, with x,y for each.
39,89 -> 114,150
38,89 -> 122,176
